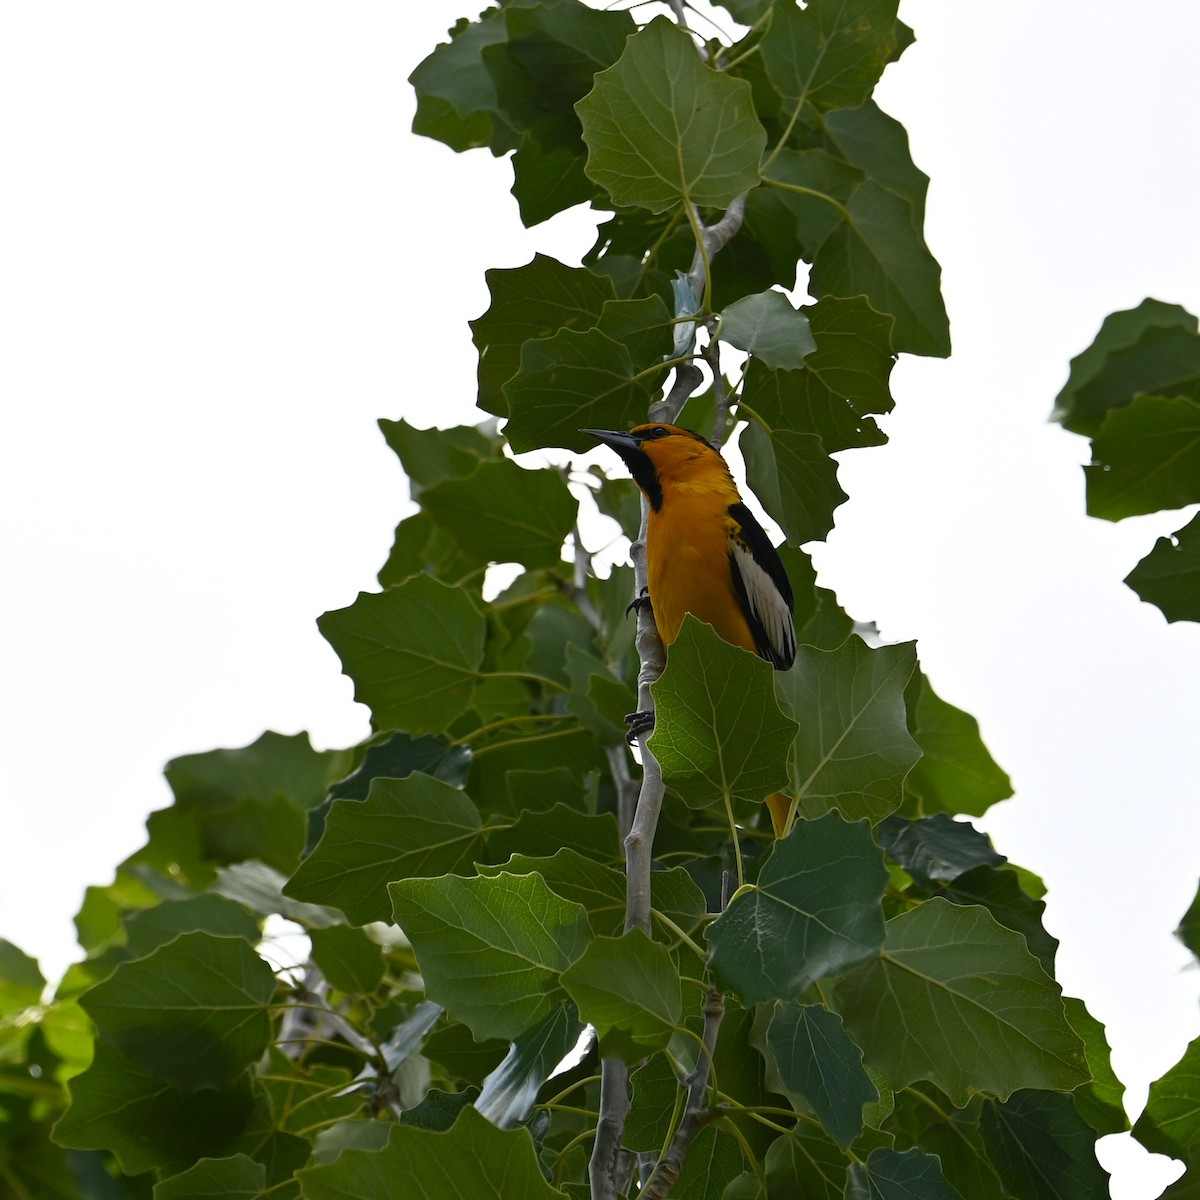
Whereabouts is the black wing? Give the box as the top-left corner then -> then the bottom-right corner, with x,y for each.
727,501 -> 796,670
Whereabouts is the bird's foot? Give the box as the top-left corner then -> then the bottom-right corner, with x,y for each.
625,588 -> 652,620
625,709 -> 655,745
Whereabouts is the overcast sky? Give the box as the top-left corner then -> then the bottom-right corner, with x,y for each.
2,4 -> 1198,1197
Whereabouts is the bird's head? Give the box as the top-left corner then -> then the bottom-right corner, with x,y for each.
582,423 -> 729,510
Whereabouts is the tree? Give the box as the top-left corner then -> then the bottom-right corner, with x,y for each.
0,1 -> 1149,1196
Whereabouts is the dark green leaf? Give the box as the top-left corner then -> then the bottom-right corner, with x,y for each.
1086,394 -> 1200,520
470,253 -> 616,417
835,900 -> 1089,1105
318,574 -> 486,736
561,930 -> 681,1062
649,617 -> 797,810
759,149 -> 866,263
0,940 -> 44,1017
389,871 -> 591,1041
876,813 -> 1005,888
297,1105 -> 564,1199
328,731 -> 472,801
504,295 -> 673,453
424,1021 -> 509,1086
153,1153 -> 265,1200
845,1147 -> 965,1200
766,1002 -> 876,1147
285,776 -> 483,925
577,18 -> 765,213
79,932 -> 275,1092
402,1086 -> 479,1133
424,457 -> 576,569
674,1126 -> 745,1199
626,1054 -> 683,1151
309,925 -> 385,995
980,1089 -> 1111,1200
763,1125 -> 849,1199
738,298 -> 893,453
378,418 -> 495,498
486,804 -> 619,863
476,1004 -> 584,1128
1051,298 -> 1200,436
1178,876 -> 1200,961
720,291 -> 816,370
53,1044 -> 252,1175
1135,1032 -> 1200,1157
708,813 -> 886,1002
1126,511 -> 1200,624
378,509 -> 482,589
1064,996 -> 1127,1135
821,101 -> 929,224
759,0 -> 900,112
511,138 -> 594,226
903,671 -> 1013,817
776,637 -> 920,824
810,181 -> 949,358
121,895 -> 260,960
740,422 -> 847,544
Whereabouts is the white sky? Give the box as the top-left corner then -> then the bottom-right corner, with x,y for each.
2,4 -> 1199,1197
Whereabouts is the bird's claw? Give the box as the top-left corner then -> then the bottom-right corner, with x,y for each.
625,588 -> 652,620
625,709 -> 655,744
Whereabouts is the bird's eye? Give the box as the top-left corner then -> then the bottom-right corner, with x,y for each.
646,425 -> 669,438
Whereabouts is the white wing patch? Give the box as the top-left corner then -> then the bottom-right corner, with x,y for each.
729,536 -> 797,669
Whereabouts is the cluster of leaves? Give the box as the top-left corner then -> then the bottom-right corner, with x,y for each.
1052,297 -> 1200,624
0,1 -> 1137,1197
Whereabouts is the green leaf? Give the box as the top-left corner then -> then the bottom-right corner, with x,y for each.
561,929 -> 681,1062
903,671 -> 1013,817
212,860 -> 343,929
423,457 -> 576,569
765,1002 -> 877,1148
740,422 -> 847,544
1064,996 -> 1127,1135
1051,298 -> 1200,436
626,1053 -> 682,1151
297,1105 -> 564,1199
577,17 -> 765,213
379,418 -> 496,498
648,617 -> 798,809
810,180 -> 950,358
821,101 -> 929,224
401,1086 -> 479,1133
504,294 -> 673,453
845,1147 -> 965,1200
757,148 -> 866,264
309,925 -> 385,995
0,939 -> 44,1017
1178,875 -> 1200,961
511,138 -> 594,226
389,872 -> 591,1041
876,813 -> 1005,889
408,11 -> 516,155
53,1044 -> 252,1175
719,291 -> 816,370
759,0 -> 901,113
674,1126 -> 745,1199
424,1021 -> 509,1086
476,1004 -> 585,1128
1086,394 -> 1200,520
154,1153 -> 266,1200
328,731 -> 472,801
1135,1031 -> 1200,1157
763,1125 -> 850,1199
312,1118 -> 392,1164
1126,511 -> 1200,624
776,637 -> 920,824
835,899 -> 1089,1106
980,1089 -> 1110,1199
707,813 -> 886,1002
285,776 -> 484,925
470,253 -> 616,417
318,574 -> 486,736
486,804 -> 620,864
78,932 -> 274,1092
738,296 -> 894,452
119,895 -> 260,963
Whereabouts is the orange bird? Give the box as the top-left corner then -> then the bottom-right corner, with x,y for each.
584,423 -> 796,834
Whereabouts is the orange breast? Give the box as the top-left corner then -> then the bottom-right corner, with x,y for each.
646,489 -> 757,654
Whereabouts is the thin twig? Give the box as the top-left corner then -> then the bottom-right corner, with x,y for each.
702,337 -> 732,447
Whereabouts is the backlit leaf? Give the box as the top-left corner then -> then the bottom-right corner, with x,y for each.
1125,511 -> 1200,624
1134,1032 -> 1200,1158
719,290 -> 816,370
740,422 -> 847,544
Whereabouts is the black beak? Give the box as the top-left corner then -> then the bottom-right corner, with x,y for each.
580,428 -> 641,458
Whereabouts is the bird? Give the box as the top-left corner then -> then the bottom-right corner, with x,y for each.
583,422 -> 797,835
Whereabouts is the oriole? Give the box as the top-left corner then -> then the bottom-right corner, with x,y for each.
584,423 -> 796,835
